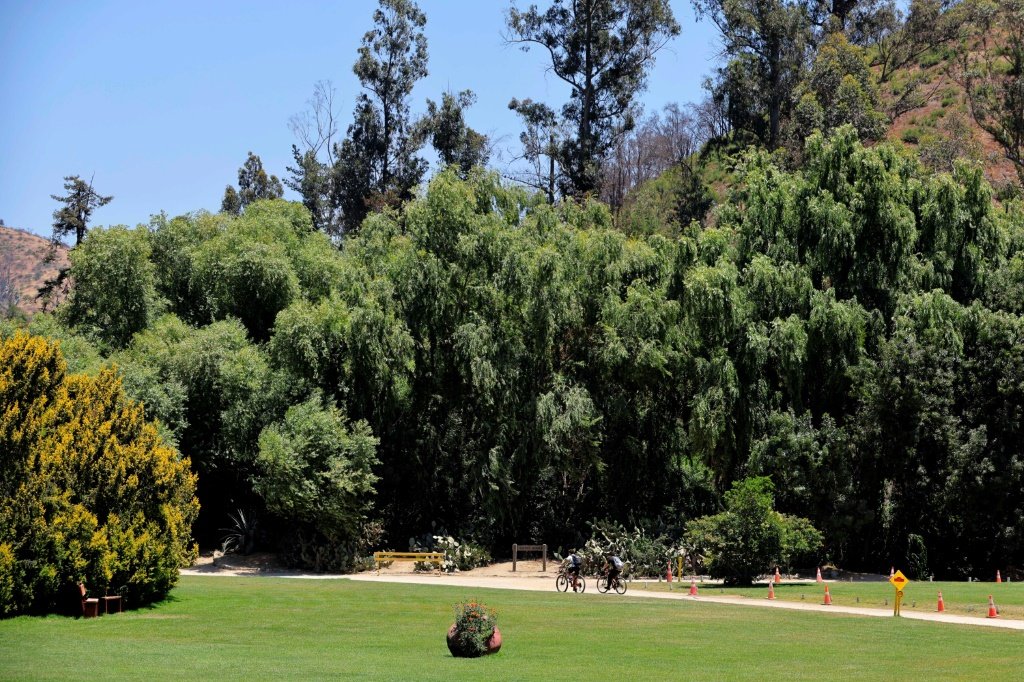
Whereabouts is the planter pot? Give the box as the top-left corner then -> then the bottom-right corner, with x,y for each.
446,624 -> 502,657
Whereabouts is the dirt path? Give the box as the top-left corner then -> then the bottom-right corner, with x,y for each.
181,560 -> 1024,631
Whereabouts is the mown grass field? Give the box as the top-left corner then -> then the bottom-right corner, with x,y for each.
0,576 -> 1019,681
630,578 -> 1024,618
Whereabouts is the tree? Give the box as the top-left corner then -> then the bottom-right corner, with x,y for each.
685,477 -> 821,584
790,32 -> 887,145
59,226 -> 162,349
692,0 -> 812,148
506,0 -> 680,196
334,0 -> 429,233
0,333 -> 199,616
808,0 -> 896,45
221,186 -> 241,215
222,152 -> 283,215
287,81 -> 341,233
0,244 -> 19,318
599,103 -> 706,213
254,398 -> 379,570
507,97 -> 564,202
419,90 -> 490,177
870,0 -> 967,119
49,175 -> 113,247
39,175 -> 113,310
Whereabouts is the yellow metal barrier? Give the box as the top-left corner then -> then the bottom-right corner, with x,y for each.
373,551 -> 445,572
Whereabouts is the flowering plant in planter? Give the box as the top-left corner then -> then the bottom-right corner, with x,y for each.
447,600 -> 500,657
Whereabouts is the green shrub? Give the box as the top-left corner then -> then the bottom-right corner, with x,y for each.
685,477 -> 822,585
901,128 -> 921,144
918,49 -> 943,68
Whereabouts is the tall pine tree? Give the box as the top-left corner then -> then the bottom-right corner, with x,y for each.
506,0 -> 679,197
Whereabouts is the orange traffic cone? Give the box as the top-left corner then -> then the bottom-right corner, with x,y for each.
937,591 -> 945,612
889,566 -> 894,579
768,582 -> 776,600
823,585 -> 832,605
816,567 -> 823,583
689,579 -> 698,596
667,562 -> 673,583
987,595 -> 998,618
774,567 -> 781,584
996,570 -> 1002,583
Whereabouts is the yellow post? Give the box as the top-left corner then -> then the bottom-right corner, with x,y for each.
894,589 -> 904,617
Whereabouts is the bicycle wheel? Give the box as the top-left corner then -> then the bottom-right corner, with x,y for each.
556,574 -> 568,592
614,577 -> 627,595
597,575 -> 610,593
576,576 -> 586,593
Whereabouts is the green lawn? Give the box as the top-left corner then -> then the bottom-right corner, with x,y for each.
632,578 -> 1024,618
0,576 -> 1020,681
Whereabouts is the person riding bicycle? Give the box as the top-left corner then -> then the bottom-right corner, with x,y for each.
604,554 -> 624,591
565,552 -> 583,592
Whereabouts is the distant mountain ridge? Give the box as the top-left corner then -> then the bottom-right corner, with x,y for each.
0,225 -> 69,315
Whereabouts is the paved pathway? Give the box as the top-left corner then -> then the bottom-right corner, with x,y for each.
345,573 -> 1024,631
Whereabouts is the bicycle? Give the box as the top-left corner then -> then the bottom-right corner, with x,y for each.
555,565 -> 586,593
596,567 -> 628,594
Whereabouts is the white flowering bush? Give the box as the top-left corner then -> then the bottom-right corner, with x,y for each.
412,535 -> 492,573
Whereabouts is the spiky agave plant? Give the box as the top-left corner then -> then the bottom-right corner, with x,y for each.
220,509 -> 259,555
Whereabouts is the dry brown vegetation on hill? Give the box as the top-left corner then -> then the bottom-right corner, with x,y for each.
0,226 -> 69,315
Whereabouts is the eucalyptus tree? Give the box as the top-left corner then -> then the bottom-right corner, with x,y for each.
221,152 -> 284,215
287,81 -> 341,234
507,97 -> 564,202
692,0 -> 813,148
334,0 -> 429,233
419,90 -> 490,177
506,0 -> 680,197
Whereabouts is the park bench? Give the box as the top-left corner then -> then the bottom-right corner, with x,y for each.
373,551 -> 445,572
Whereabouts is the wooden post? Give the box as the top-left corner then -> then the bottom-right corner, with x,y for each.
512,543 -> 518,572
542,544 -> 547,571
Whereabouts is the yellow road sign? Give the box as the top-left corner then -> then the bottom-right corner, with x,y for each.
889,570 -> 910,590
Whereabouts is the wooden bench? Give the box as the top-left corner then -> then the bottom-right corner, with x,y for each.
77,584 -> 99,618
373,551 -> 445,572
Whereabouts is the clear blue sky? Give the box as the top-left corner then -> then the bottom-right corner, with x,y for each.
0,1 -> 721,237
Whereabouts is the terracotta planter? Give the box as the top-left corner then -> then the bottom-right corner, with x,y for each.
446,623 -> 502,657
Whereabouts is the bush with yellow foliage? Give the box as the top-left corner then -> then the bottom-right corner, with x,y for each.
0,332 -> 198,616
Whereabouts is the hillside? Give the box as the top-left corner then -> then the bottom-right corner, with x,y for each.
881,42 -> 1019,193
0,225 -> 69,315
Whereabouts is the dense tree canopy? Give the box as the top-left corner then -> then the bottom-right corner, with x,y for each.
11,0 -> 1024,582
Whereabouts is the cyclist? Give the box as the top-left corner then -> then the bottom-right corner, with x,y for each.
604,554 -> 624,591
565,552 -> 583,592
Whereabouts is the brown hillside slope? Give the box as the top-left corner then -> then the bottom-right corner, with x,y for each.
0,226 -> 69,315
882,43 -> 1019,192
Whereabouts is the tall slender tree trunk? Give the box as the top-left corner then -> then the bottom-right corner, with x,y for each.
768,42 -> 782,149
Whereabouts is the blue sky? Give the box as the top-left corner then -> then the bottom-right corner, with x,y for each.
0,1 -> 721,237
